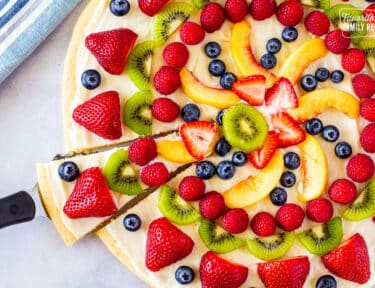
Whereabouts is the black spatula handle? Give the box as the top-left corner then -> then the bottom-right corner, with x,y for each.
0,191 -> 35,228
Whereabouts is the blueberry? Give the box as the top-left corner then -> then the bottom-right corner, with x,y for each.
109,0 -> 130,16
266,38 -> 282,54
181,103 -> 200,122
232,151 -> 248,166
284,152 -> 300,170
220,72 -> 237,89
330,70 -> 344,83
335,141 -> 352,159
261,53 -> 277,69
215,138 -> 232,156
270,187 -> 288,206
81,69 -> 101,90
123,214 -> 142,231
196,161 -> 216,179
175,266 -> 195,285
209,59 -> 226,76
216,110 -> 225,125
280,171 -> 296,188
58,161 -> 80,182
300,74 -> 318,91
322,125 -> 340,142
217,160 -> 236,180
316,275 -> 337,288
282,26 -> 298,42
315,67 -> 330,82
205,42 -> 222,58
305,118 -> 323,135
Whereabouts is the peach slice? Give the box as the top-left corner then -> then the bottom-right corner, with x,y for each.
157,140 -> 197,163
230,21 -> 277,88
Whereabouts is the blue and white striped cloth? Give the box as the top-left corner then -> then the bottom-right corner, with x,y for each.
0,0 -> 81,84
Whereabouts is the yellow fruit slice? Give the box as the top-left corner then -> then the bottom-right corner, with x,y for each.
180,67 -> 240,108
157,140 -> 197,163
297,135 -> 328,201
279,38 -> 328,85
288,88 -> 360,122
223,149 -> 284,208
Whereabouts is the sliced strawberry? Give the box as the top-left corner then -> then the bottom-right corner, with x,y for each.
138,0 -> 169,16
272,112 -> 306,147
248,130 -> 279,169
179,121 -> 219,160
265,77 -> 298,110
231,75 -> 266,106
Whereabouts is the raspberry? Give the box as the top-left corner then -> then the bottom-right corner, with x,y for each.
304,11 -> 330,36
140,162 -> 169,186
151,98 -> 180,122
200,3 -> 225,33
162,42 -> 189,68
249,0 -> 277,21
346,153 -> 375,183
324,29 -> 351,54
352,74 -> 375,98
360,99 -> 375,122
222,208 -> 249,234
224,0 -> 248,23
341,48 -> 366,74
128,136 -> 157,166
360,123 -> 375,153
306,198 -> 333,223
199,191 -> 227,220
178,176 -> 206,201
328,179 -> 357,204
276,203 -> 305,231
179,21 -> 205,45
276,0 -> 304,27
153,66 -> 181,95
250,212 -> 276,236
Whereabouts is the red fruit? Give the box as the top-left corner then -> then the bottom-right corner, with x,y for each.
63,167 -> 117,218
73,91 -> 122,140
360,123 -> 375,153
146,217 -> 194,272
153,66 -> 181,95
200,3 -> 225,33
199,191 -> 227,221
304,11 -> 330,36
364,3 -> 375,26
346,153 -> 375,183
271,112 -> 306,148
265,77 -> 298,110
322,233 -> 370,284
324,29 -> 351,54
85,28 -> 137,75
222,208 -> 249,234
306,198 -> 333,223
250,211 -> 276,237
249,0 -> 277,21
232,74 -> 266,106
248,130 -> 279,169
224,0 -> 248,23
276,0 -> 304,27
352,74 -> 375,98
200,251 -> 248,288
342,48 -> 366,73
162,42 -> 189,68
276,203 -> 305,231
151,98 -> 180,122
258,256 -> 310,288
140,162 -> 169,186
328,179 -> 357,204
360,99 -> 375,122
128,136 -> 157,166
179,21 -> 205,45
178,176 -> 206,201
138,0 -> 169,16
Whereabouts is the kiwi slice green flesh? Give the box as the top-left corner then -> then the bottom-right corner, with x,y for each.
103,149 -> 142,195
246,232 -> 295,261
300,0 -> 330,10
153,2 -> 194,46
199,218 -> 244,254
158,184 -> 201,225
297,217 -> 343,256
222,103 -> 268,153
343,178 -> 375,221
126,41 -> 155,91
123,91 -> 152,135
192,0 -> 209,9
358,40 -> 375,74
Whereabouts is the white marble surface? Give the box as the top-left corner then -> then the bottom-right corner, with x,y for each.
0,1 -> 148,287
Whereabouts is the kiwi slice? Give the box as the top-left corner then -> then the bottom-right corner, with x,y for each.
246,232 -> 295,261
297,217 -> 343,256
325,4 -> 367,45
359,39 -> 375,73
123,91 -> 152,135
192,0 -> 209,9
103,149 -> 142,195
199,218 -> 244,254
153,2 -> 194,46
300,0 -> 330,10
158,184 -> 201,225
126,41 -> 155,90
222,103 -> 268,153
342,178 -> 375,221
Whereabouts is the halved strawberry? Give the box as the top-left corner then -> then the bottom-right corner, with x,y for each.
179,121 -> 219,160
265,77 -> 298,110
364,4 -> 375,26
272,112 -> 306,147
248,130 -> 279,169
231,75 -> 266,106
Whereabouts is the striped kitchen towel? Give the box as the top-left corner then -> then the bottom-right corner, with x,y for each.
0,0 -> 81,84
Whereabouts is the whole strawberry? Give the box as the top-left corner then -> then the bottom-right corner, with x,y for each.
249,0 -> 277,21
360,99 -> 375,122
200,2 -> 225,33
222,208 -> 249,234
328,179 -> 357,204
250,211 -> 276,236
352,74 -> 375,98
276,203 -> 305,231
304,11 -> 330,36
179,21 -> 205,45
324,29 -> 351,54
225,0 -> 248,23
342,48 -> 366,73
162,42 -> 189,68
346,153 -> 375,183
276,0 -> 304,27
151,98 -> 180,122
360,123 -> 375,153
140,162 -> 169,186
178,176 -> 206,201
306,198 -> 333,223
128,136 -> 157,166
199,191 -> 227,220
153,66 -> 181,95
138,0 -> 169,16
